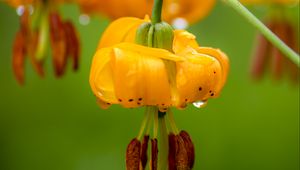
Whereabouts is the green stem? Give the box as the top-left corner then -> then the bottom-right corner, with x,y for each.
137,107 -> 151,140
158,114 -> 168,170
222,0 -> 300,67
167,110 -> 179,134
153,109 -> 159,139
35,10 -> 49,61
151,0 -> 163,24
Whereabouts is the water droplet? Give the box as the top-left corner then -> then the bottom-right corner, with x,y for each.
172,18 -> 189,29
193,100 -> 207,108
16,5 -> 25,16
79,14 -> 90,26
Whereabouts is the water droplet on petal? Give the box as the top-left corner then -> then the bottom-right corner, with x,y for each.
172,18 -> 189,29
16,5 -> 25,16
79,14 -> 90,26
193,100 -> 207,108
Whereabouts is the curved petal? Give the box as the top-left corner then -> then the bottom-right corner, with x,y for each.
173,30 -> 199,54
175,48 -> 224,108
97,17 -> 149,48
115,43 -> 185,61
89,47 -> 117,103
196,47 -> 229,93
111,44 -> 173,108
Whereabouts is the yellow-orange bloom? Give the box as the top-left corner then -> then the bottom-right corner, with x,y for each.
78,0 -> 215,25
89,17 -> 229,111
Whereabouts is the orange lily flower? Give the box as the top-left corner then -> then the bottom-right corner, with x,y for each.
89,16 -> 229,169
5,0 -> 80,85
241,0 -> 299,83
90,17 -> 229,111
78,0 -> 215,25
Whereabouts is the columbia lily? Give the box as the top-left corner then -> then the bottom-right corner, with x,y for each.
6,0 -> 80,85
89,0 -> 229,169
241,0 -> 299,83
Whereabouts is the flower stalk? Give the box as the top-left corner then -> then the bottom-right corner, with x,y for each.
222,0 -> 300,67
151,0 -> 163,24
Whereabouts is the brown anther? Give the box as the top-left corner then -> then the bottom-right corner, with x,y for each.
175,136 -> 189,170
168,133 -> 177,170
126,138 -> 141,170
179,131 -> 195,169
49,12 -> 67,77
12,31 -> 26,85
151,138 -> 158,170
63,21 -> 80,71
140,135 -> 149,169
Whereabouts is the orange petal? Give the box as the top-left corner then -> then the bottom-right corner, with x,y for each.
97,17 -> 149,49
111,44 -> 172,108
173,30 -> 199,54
196,47 -> 229,93
89,47 -> 117,103
175,48 -> 226,108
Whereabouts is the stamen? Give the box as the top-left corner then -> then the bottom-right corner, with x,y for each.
179,131 -> 195,169
126,138 -> 141,170
137,107 -> 152,140
151,138 -> 158,170
140,135 -> 149,169
167,110 -> 179,134
153,109 -> 159,139
158,112 -> 168,170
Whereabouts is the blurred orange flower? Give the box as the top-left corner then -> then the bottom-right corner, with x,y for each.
78,0 -> 215,26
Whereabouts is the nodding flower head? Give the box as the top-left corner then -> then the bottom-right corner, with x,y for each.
90,16 -> 229,111
89,15 -> 229,170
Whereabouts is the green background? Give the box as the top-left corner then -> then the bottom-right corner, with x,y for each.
0,2 -> 299,170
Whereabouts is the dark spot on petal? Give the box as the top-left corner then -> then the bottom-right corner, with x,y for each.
199,87 -> 202,91
209,90 -> 212,93
118,99 -> 122,102
214,71 -> 216,74
106,103 -> 111,105
162,103 -> 165,106
185,99 -> 188,102
137,102 -> 141,105
138,98 -> 143,101
129,99 -> 134,102
210,93 -> 214,96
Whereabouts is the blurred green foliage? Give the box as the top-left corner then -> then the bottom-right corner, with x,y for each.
0,2 -> 299,170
